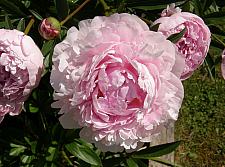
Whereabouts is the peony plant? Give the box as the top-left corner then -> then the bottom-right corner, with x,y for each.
0,0 -> 223,167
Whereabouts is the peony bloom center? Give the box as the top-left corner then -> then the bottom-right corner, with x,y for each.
77,51 -> 152,127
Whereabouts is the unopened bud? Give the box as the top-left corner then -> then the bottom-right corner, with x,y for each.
39,17 -> 61,40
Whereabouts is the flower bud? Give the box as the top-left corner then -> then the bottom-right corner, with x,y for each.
39,17 -> 61,40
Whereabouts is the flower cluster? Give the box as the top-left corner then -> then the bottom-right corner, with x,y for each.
0,29 -> 43,123
0,4 -> 212,153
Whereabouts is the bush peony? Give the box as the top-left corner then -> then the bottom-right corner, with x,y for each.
0,29 -> 43,123
50,13 -> 184,152
154,4 -> 211,80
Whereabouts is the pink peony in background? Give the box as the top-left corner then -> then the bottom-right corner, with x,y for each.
221,49 -> 225,80
0,29 -> 43,123
50,13 -> 184,152
154,4 -> 211,80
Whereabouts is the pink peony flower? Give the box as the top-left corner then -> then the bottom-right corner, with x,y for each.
221,49 -> 225,79
0,29 -> 43,123
39,17 -> 61,40
50,13 -> 184,152
153,4 -> 211,80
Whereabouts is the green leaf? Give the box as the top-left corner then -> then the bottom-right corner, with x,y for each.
131,5 -> 166,11
210,39 -> 224,50
102,157 -> 124,167
212,34 -> 225,48
41,40 -> 55,56
191,0 -> 202,16
46,146 -> 57,162
132,141 -> 181,159
206,18 -> 225,25
205,11 -> 225,18
204,53 -> 215,80
24,137 -> 37,154
0,22 -> 6,28
150,23 -> 160,32
215,0 -> 225,7
10,147 -> 23,156
134,159 -> 148,167
30,141 -> 37,154
59,27 -> 68,40
0,0 -> 27,17
126,158 -> 139,167
209,25 -> 225,36
29,103 -> 39,113
74,139 -> 94,149
203,0 -> 214,11
205,12 -> 225,25
181,1 -> 193,12
68,0 -> 79,4
10,143 -> 26,148
29,9 -> 43,21
5,15 -> 13,29
54,0 -> 69,21
65,141 -> 102,166
9,143 -> 26,156
17,18 -> 25,31
167,28 -> 186,43
41,40 -> 55,76
21,155 -> 34,164
34,158 -> 46,167
126,0 -> 185,7
149,157 -> 181,167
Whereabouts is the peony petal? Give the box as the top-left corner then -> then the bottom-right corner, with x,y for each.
59,111 -> 80,129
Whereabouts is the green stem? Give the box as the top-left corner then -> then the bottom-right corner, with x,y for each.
24,17 -> 35,35
99,0 -> 110,16
99,0 -> 110,10
39,111 -> 47,131
62,150 -> 73,166
60,0 -> 91,26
